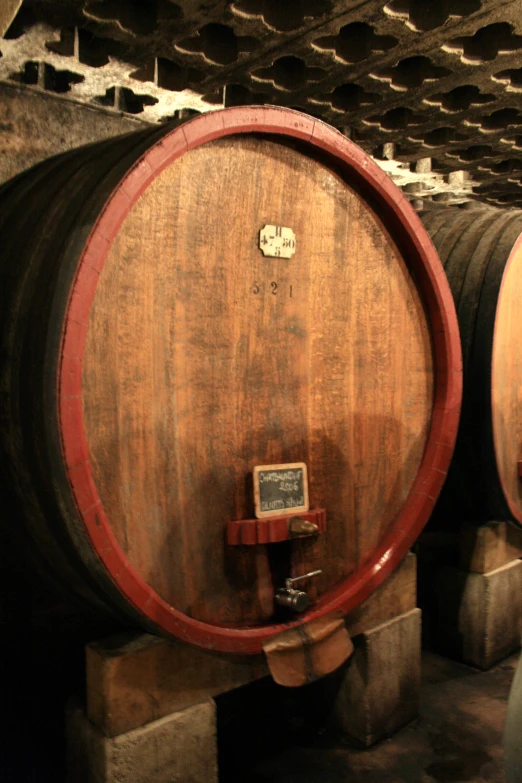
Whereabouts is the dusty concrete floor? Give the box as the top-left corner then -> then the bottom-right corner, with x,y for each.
219,651 -> 518,783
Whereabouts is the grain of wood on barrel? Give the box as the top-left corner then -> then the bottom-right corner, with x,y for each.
0,108 -> 461,653
422,207 -> 522,525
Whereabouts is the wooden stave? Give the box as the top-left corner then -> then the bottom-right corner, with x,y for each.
473,217 -> 522,521
454,213 -> 519,517
422,209 -> 498,520
0,125 -> 172,621
422,208 -> 522,523
0,108 -> 462,652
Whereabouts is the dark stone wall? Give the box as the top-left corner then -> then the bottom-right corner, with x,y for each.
0,80 -> 149,184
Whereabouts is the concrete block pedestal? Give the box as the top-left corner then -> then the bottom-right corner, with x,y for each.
330,608 -> 422,747
418,522 -> 522,669
67,699 -> 217,783
424,559 -> 522,669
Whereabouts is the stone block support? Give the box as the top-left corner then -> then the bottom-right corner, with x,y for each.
67,700 -> 217,783
423,559 -> 522,669
66,551 -> 419,779
330,608 -> 422,747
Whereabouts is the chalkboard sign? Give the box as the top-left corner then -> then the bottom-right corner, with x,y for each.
253,462 -> 309,519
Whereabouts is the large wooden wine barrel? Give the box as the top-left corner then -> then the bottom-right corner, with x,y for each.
0,107 -> 461,654
422,207 -> 522,526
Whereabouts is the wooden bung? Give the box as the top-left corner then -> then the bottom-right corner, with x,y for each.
0,107 -> 461,657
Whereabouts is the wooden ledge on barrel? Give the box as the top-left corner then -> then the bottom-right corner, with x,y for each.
226,508 -> 327,546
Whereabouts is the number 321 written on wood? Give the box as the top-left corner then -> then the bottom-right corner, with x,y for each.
252,281 -> 293,297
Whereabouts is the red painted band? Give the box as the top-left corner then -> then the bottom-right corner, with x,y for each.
58,106 -> 462,654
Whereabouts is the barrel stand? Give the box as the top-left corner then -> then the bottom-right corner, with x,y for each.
67,700 -> 217,783
66,635 -> 269,783
418,523 -> 522,669
325,553 -> 421,747
66,554 -> 419,781
328,607 -> 421,747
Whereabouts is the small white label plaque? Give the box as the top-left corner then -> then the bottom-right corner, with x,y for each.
259,225 -> 296,259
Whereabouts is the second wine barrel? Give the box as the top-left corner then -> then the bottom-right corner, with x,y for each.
422,206 -> 522,525
0,107 -> 461,653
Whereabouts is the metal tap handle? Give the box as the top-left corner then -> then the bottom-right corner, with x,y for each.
284,569 -> 322,590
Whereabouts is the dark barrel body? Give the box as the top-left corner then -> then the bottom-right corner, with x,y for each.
422,207 -> 522,526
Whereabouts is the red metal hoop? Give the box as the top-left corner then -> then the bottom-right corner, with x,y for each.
58,107 -> 462,654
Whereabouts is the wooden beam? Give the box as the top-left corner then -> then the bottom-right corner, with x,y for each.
345,551 -> 417,637
459,522 -> 522,574
87,635 -> 268,738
